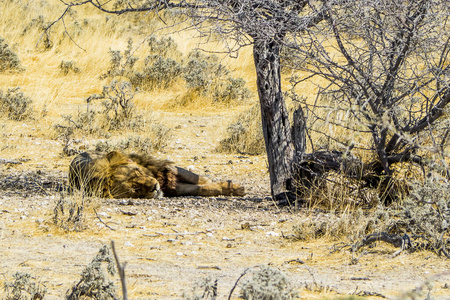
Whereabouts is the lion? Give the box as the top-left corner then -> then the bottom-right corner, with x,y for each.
69,151 -> 245,198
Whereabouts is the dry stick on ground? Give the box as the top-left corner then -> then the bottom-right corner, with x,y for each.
353,232 -> 412,252
111,241 -> 128,300
93,208 -> 116,231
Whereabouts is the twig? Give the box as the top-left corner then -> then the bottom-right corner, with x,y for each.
197,265 -> 221,270
93,208 -> 116,231
111,241 -> 128,300
228,267 -> 252,300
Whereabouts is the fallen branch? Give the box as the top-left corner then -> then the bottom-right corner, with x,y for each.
353,232 -> 412,252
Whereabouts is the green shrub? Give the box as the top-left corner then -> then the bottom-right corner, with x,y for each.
0,88 -> 33,121
0,37 -> 22,72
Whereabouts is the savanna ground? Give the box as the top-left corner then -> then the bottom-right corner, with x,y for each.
0,0 -> 449,299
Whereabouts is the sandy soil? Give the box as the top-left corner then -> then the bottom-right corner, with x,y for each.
0,113 -> 449,299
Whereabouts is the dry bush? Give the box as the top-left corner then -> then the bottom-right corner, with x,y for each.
0,37 -> 23,72
217,104 -> 265,155
130,36 -> 183,90
183,277 -> 218,300
399,178 -> 450,257
66,245 -> 118,300
0,88 -> 34,121
60,60 -> 80,75
94,128 -> 172,153
53,194 -> 86,232
55,80 -> 151,136
101,37 -> 251,106
22,15 -> 54,51
291,206 -> 390,241
239,266 -> 298,300
3,272 -> 47,300
183,50 -> 251,104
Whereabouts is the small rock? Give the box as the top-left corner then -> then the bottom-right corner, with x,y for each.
266,231 -> 279,237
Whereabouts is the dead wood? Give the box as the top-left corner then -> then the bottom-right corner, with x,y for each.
111,241 -> 128,300
353,232 -> 412,252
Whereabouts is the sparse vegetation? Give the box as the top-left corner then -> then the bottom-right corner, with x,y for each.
4,272 -> 47,300
60,60 -> 80,75
217,104 -> 265,155
183,277 -> 218,300
0,88 -> 33,121
183,50 -> 251,103
101,37 -> 251,105
56,80 -> 157,135
240,266 -> 298,300
53,195 -> 86,232
66,245 -> 118,300
0,37 -> 22,72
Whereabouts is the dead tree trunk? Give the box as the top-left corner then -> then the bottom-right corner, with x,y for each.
253,39 -> 296,199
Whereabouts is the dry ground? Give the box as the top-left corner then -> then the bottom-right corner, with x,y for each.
0,112 -> 449,300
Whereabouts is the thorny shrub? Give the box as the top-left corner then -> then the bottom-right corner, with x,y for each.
66,245 -> 118,300
100,80 -> 138,129
3,272 -> 47,300
101,38 -> 138,80
0,87 -> 33,121
54,80 -> 171,155
0,37 -> 22,72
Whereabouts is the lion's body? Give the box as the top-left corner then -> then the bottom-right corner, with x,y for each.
69,151 -> 245,198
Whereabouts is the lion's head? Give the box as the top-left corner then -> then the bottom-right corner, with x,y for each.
69,151 -> 163,199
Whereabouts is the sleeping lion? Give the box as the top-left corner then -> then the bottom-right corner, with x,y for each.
69,151 -> 245,198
